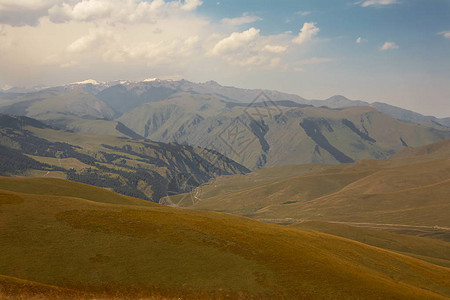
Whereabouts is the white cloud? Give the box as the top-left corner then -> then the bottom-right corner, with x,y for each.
0,7 -> 210,79
0,0 -> 58,11
0,28 -> 11,54
221,14 -> 262,26
153,27 -> 163,34
66,27 -> 201,65
209,27 -> 260,56
438,30 -> 450,39
233,55 -> 265,67
180,0 -> 202,11
124,36 -> 200,63
66,0 -> 116,22
67,29 -> 116,53
263,44 -> 287,53
0,0 -> 203,26
357,0 -> 398,7
380,41 -> 398,50
269,57 -> 281,68
292,22 -> 319,45
0,1 -> 318,85
207,28 -> 289,69
356,37 -> 367,44
49,0 -> 168,24
0,0 -> 60,26
184,35 -> 199,46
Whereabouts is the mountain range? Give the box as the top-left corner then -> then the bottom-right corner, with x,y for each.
2,79 -> 449,126
1,79 -> 449,170
309,95 -> 450,128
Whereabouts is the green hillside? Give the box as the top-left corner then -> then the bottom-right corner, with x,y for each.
169,140 -> 450,231
0,89 -> 115,119
0,114 -> 248,202
0,177 -> 156,206
37,113 -> 143,139
0,177 -> 449,299
293,221 -> 450,268
119,93 -> 450,169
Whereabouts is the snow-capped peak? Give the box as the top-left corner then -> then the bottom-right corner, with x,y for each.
73,79 -> 102,85
143,78 -> 159,82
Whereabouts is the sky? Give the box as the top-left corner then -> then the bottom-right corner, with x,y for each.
0,0 -> 449,117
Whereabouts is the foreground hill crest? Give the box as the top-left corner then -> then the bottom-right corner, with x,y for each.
0,175 -> 449,299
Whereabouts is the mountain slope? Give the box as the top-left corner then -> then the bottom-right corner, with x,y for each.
73,79 -> 450,127
96,79 -> 309,115
0,88 -> 115,119
40,114 -> 143,139
0,177 -> 449,299
168,140 -> 450,231
390,138 -> 450,160
2,79 -> 448,130
119,94 -> 450,169
311,95 -> 449,128
0,177 -> 156,207
97,81 -> 180,114
0,114 -> 248,202
292,221 -> 450,268
310,95 -> 369,108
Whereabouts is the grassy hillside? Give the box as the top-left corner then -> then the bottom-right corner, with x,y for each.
0,274 -> 89,300
0,177 -> 156,206
169,140 -> 450,231
119,94 -> 450,169
36,113 -> 143,140
0,177 -> 449,299
310,95 -> 450,128
391,139 -> 450,160
0,89 -> 115,119
293,221 -> 450,268
0,114 -> 248,202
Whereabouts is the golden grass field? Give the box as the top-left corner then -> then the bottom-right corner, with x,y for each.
292,220 -> 450,268
0,175 -> 450,299
171,140 -> 450,229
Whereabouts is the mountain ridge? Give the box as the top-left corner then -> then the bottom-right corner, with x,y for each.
0,113 -> 249,202
118,95 -> 450,169
1,79 -> 449,170
2,79 -> 448,126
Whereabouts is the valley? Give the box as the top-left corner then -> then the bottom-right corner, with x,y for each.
0,81 -> 449,300
0,176 -> 449,299
0,114 -> 248,202
166,140 -> 450,242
